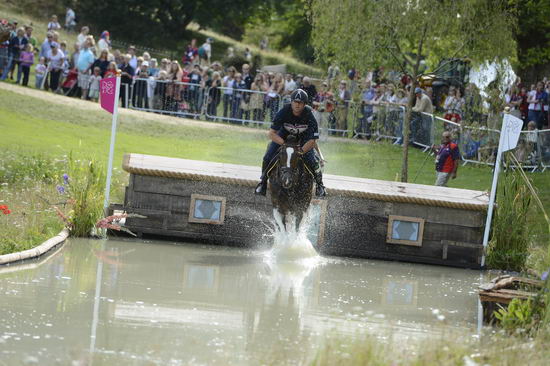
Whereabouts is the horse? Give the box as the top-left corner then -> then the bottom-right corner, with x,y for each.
267,137 -> 314,230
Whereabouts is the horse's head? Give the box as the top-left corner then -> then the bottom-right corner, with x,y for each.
278,139 -> 302,189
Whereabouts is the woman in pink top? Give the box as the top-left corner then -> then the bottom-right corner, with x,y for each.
19,43 -> 34,86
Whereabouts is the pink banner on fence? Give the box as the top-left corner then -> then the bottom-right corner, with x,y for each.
100,77 -> 117,114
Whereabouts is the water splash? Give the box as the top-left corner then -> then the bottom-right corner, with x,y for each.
268,208 -> 319,262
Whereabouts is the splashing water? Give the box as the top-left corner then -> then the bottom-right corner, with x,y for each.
267,208 -> 320,263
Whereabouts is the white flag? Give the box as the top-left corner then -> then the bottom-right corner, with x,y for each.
500,113 -> 523,152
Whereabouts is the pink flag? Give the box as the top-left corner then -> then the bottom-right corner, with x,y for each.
100,77 -> 117,114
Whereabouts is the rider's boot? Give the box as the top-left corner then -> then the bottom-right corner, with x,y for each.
255,160 -> 268,196
313,170 -> 327,197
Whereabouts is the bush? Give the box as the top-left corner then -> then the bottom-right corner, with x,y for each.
486,168 -> 531,271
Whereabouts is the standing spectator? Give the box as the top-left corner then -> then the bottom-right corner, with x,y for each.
88,67 -> 102,102
282,73 -> 297,102
1,27 -> 27,82
148,58 -> 159,77
70,43 -> 80,69
348,68 -> 357,95
18,43 -> 34,86
127,45 -> 138,70
92,49 -> 110,76
232,72 -> 247,120
327,63 -> 340,88
65,7 -> 76,32
24,26 -> 36,51
188,64 -> 202,114
77,26 -> 89,47
206,71 -> 222,119
198,38 -> 212,67
119,54 -> 135,107
97,31 -> 111,54
250,74 -> 266,121
443,88 -> 464,125
46,43 -> 64,92
244,47 -> 252,61
34,56 -> 47,89
154,70 -> 168,111
412,87 -> 434,144
0,25 -> 9,78
47,15 -> 61,32
222,66 -> 236,118
166,61 -> 183,111
335,80 -> 351,132
242,63 -> 253,89
267,73 -> 284,121
505,85 -> 522,119
104,61 -> 117,78
183,38 -> 198,65
519,86 -> 529,127
76,38 -> 95,99
527,82 -> 548,130
313,81 -> 335,140
133,63 -> 149,108
433,131 -> 460,187
299,77 -> 317,106
357,80 -> 375,138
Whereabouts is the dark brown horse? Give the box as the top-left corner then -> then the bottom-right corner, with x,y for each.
268,137 -> 314,229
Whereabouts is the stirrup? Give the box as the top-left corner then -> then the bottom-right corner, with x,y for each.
315,184 -> 327,197
255,181 -> 267,196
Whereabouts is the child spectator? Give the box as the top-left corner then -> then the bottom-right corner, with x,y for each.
88,67 -> 102,102
35,56 -> 47,88
47,15 -> 61,32
19,43 -> 34,86
148,58 -> 159,77
104,61 -> 117,78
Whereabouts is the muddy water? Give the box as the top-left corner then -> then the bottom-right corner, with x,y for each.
0,238 -> 483,365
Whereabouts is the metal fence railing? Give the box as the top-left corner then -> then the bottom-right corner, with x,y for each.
116,80 -> 550,172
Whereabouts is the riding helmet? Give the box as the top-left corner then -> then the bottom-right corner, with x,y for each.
290,89 -> 309,104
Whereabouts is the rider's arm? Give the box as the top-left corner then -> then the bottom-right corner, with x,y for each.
301,139 -> 316,153
268,129 -> 285,145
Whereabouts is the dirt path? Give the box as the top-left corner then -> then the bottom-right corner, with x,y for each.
0,82 -> 263,134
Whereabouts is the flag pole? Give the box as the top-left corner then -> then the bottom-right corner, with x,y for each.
103,71 -> 122,215
480,121 -> 504,268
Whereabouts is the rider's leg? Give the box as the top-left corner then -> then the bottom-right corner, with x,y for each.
302,150 -> 327,197
255,142 -> 280,196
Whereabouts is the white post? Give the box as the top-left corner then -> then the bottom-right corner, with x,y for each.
480,120 -> 505,267
103,75 -> 122,214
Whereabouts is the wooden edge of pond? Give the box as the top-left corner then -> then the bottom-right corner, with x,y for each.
0,229 -> 69,266
122,153 -> 490,212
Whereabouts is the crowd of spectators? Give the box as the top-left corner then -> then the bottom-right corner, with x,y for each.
1,12 -> 550,161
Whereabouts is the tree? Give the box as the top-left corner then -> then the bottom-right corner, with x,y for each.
310,0 -> 516,182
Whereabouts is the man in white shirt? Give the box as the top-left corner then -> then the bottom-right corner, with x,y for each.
283,74 -> 297,96
65,7 -> 76,32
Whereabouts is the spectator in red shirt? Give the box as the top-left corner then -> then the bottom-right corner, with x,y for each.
433,131 -> 460,187
183,38 -> 198,65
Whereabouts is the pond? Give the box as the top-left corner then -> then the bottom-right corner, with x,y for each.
0,237 -> 484,365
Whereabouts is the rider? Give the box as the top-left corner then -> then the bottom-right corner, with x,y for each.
255,88 -> 327,197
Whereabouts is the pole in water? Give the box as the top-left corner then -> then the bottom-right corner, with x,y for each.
102,72 -> 122,215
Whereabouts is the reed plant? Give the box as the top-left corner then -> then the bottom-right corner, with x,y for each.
486,167 -> 532,271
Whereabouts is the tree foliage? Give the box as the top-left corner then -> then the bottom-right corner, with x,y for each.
510,0 -> 550,69
310,0 -> 517,181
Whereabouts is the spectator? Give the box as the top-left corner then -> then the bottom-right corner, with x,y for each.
198,38 -> 212,67
88,67 -> 102,102
335,80 -> 351,132
412,87 -> 433,113
282,73 -> 297,101
24,26 -> 36,50
206,71 -> 222,119
166,61 -> 183,111
313,81 -> 335,140
134,56 -> 144,76
142,52 -> 151,62
250,74 -> 265,121
222,66 -> 236,118
76,37 -> 95,99
2,27 -> 27,82
148,58 -> 159,77
70,43 -> 80,69
104,61 -> 117,78
505,85 -> 522,119
244,47 -> 252,61
357,80 -> 375,138
411,87 -> 433,144
47,15 -> 61,32
77,26 -> 89,47
92,49 -> 110,76
127,45 -> 138,69
119,54 -> 135,107
327,63 -> 340,88
444,88 -> 461,124
299,76 -> 317,106
433,131 -> 460,187
133,62 -> 149,108
267,72 -> 284,121
34,56 -> 47,89
241,63 -> 253,89
519,86 -> 529,127
183,38 -> 198,65
527,81 -> 547,130
65,7 -> 76,32
188,64 -> 202,113
232,72 -> 247,119
46,43 -> 64,92
18,43 -> 33,86
97,31 -> 111,54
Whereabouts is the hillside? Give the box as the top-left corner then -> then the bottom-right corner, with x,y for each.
0,3 -> 323,77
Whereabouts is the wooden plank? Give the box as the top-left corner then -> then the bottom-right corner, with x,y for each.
123,153 -> 489,210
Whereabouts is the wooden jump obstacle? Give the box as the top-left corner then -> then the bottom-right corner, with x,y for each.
114,153 -> 490,268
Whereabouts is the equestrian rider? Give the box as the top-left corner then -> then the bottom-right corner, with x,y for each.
255,89 -> 327,197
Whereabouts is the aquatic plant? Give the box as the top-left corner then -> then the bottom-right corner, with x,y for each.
486,167 -> 531,272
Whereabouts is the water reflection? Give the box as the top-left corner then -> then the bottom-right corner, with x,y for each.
0,238 -> 483,365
